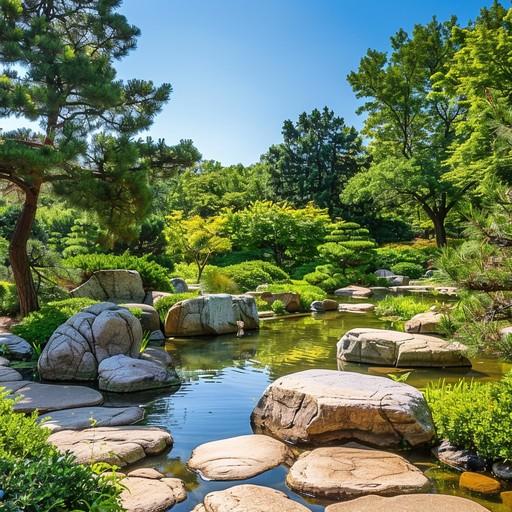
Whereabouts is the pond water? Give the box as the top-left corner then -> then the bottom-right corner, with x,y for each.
105,303 -> 512,512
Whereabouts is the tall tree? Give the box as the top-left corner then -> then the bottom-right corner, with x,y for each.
0,0 -> 199,315
264,107 -> 365,216
343,17 -> 472,247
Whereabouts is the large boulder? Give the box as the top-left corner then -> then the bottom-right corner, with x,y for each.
38,302 -> 142,381
170,277 -> 188,293
0,333 -> 33,360
338,328 -> 471,368
286,446 -> 430,499
164,294 -> 259,337
405,311 -> 444,334
71,269 -> 146,303
120,303 -> 160,332
251,369 -> 434,447
259,292 -> 301,313
311,299 -> 339,312
334,285 -> 372,298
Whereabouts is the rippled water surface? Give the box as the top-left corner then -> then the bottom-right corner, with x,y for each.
108,304 -> 512,512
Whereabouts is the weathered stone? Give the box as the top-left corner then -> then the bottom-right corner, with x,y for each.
338,303 -> 375,313
120,469 -> 186,512
2,381 -> 103,413
38,406 -> 144,432
459,472 -> 501,494
98,354 -> 180,392
38,302 -> 142,381
334,285 -> 372,298
251,369 -> 434,447
259,292 -> 301,313
337,328 -> 471,367
375,269 -> 395,277
0,333 -> 32,359
170,277 -> 189,293
0,356 -> 10,366
121,303 -> 160,332
311,299 -> 339,312
493,461 -> 512,480
325,494 -> 491,511
164,294 -> 259,337
71,270 -> 146,303
140,347 -> 173,367
188,434 -> 293,480
0,365 -> 22,381
148,330 -> 166,344
387,275 -> 410,286
405,311 -> 444,334
433,440 -> 487,472
287,447 -> 430,499
149,291 -> 173,305
49,426 -> 172,466
192,484 -> 311,512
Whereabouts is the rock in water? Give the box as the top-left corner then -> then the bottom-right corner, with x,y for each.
311,299 -> 339,312
459,472 -> 501,494
38,302 -> 142,381
164,294 -> 259,336
286,447 -> 430,499
338,328 -> 471,367
334,285 -> 373,298
251,369 -> 434,447
405,311 -> 445,334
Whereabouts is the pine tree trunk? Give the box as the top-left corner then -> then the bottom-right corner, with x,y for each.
9,184 -> 40,316
433,213 -> 447,248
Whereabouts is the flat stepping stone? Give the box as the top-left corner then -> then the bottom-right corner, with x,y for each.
2,381 -> 103,413
459,471 -> 501,494
287,447 -> 430,499
0,366 -> 22,381
38,406 -> 144,432
188,434 -> 293,480
0,333 -> 32,359
325,494 -> 491,511
191,484 -> 311,512
48,426 -> 172,466
121,468 -> 186,512
251,369 -> 434,448
334,285 -> 372,298
338,328 -> 471,367
338,303 -> 375,313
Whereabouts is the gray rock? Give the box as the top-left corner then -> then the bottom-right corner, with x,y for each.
493,461 -> 512,479
251,369 -> 434,448
164,294 -> 259,337
140,347 -> 173,367
98,354 -> 180,392
38,406 -> 144,432
0,333 -> 33,360
433,440 -> 487,472
338,303 -> 375,313
334,285 -> 373,298
71,269 -> 145,303
338,328 -> 471,367
121,303 -> 160,332
38,302 -> 142,381
375,269 -> 395,277
405,311 -> 445,334
311,299 -> 339,312
386,275 -> 410,286
0,356 -> 10,366
0,365 -> 22,381
170,277 -> 189,293
148,330 -> 166,344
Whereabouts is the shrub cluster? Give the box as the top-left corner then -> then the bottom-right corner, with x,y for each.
0,280 -> 18,316
390,262 -> 425,279
265,280 -> 326,311
374,295 -> 432,320
374,244 -> 436,273
221,260 -> 289,292
154,292 -> 199,322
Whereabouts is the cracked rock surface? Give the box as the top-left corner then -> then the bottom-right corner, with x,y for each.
251,369 -> 434,447
286,446 -> 430,499
188,434 -> 294,480
337,328 -> 471,367
48,426 -> 172,466
191,484 -> 311,512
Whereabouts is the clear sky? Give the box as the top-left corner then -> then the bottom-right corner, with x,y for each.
3,0 -> 495,165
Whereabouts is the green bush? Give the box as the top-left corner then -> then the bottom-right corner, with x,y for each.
374,295 -> 432,320
155,292 -> 199,322
201,267 -> 240,294
220,260 -> 289,292
0,391 -> 122,511
374,244 -> 436,270
64,253 -> 172,291
271,299 -> 287,315
425,373 -> 512,460
0,280 -> 18,316
266,280 -> 326,311
390,262 -> 425,279
172,262 -> 203,282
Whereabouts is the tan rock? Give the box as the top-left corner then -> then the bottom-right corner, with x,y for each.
259,292 -> 301,312
459,472 -> 501,494
188,434 -> 293,480
338,303 -> 375,313
338,328 -> 471,367
334,285 -> 372,298
287,447 -> 430,499
49,426 -> 172,466
325,494 -> 491,511
251,369 -> 434,447
405,311 -> 444,334
193,484 -> 310,512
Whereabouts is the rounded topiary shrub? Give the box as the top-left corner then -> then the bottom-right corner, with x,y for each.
390,262 -> 425,279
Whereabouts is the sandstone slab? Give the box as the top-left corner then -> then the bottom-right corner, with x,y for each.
405,311 -> 444,334
337,328 -> 471,367
0,333 -> 33,359
287,447 -> 430,499
188,434 -> 293,480
338,303 -> 375,313
334,285 -> 372,298
325,494 -> 491,511
459,472 -> 501,494
49,426 -> 172,466
251,369 -> 434,447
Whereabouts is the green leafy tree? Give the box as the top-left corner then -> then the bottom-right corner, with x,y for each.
264,107 -> 365,215
0,0 -> 199,315
344,17 -> 474,247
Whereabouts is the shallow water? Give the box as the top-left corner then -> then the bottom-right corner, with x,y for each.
107,307 -> 512,511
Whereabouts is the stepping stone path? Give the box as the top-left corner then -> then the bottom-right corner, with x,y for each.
48,426 -> 172,466
0,365 -> 22,381
188,434 -> 294,480
459,472 -> 501,494
120,468 -> 186,512
251,369 -> 434,447
338,303 -> 375,313
405,311 -> 444,334
286,447 -> 430,499
325,494 -> 491,511
191,484 -> 311,512
2,381 -> 103,413
334,285 -> 372,298
338,328 -> 471,367
97,354 -> 180,392
38,406 -> 144,432
0,333 -> 33,359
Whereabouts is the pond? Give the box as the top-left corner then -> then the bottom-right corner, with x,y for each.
104,304 -> 512,512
